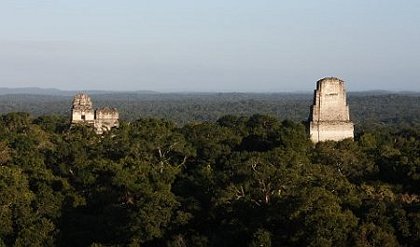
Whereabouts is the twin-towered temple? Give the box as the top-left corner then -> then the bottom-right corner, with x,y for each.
71,93 -> 119,134
70,77 -> 354,142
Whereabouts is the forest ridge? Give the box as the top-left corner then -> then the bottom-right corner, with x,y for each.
0,92 -> 419,126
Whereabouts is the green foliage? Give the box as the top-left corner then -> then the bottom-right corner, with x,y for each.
354,223 -> 399,247
0,166 -> 55,246
312,139 -> 377,182
0,112 -> 419,246
289,187 -> 358,246
249,229 -> 272,247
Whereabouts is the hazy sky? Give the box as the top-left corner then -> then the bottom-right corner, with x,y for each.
0,0 -> 419,92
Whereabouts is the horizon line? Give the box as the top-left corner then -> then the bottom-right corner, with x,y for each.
1,86 -> 419,95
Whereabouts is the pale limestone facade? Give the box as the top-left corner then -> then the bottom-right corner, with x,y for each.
309,77 -> 354,143
71,93 -> 119,134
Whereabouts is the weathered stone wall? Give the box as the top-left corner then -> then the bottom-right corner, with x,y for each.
309,77 -> 354,143
71,110 -> 95,123
95,107 -> 119,120
309,121 -> 354,142
71,93 -> 95,123
94,107 -> 119,134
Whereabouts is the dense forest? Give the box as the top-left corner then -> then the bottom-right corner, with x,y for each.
0,92 -> 419,127
0,110 -> 419,246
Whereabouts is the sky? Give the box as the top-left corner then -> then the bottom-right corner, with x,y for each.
0,0 -> 419,92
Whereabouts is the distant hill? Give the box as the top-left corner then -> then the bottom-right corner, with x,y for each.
349,90 -> 420,96
0,87 -> 66,95
1,87 -> 419,96
0,87 -> 158,96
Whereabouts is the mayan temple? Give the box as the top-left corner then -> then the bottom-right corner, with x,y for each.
308,77 -> 354,143
71,93 -> 119,134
